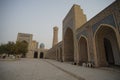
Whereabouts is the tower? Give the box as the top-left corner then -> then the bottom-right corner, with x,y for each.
52,26 -> 58,47
62,4 -> 86,62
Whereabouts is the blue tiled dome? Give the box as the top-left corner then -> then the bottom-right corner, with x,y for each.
40,43 -> 45,49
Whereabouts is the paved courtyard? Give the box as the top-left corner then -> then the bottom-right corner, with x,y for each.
0,59 -> 120,80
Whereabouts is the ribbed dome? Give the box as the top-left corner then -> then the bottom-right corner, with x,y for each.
40,43 -> 45,49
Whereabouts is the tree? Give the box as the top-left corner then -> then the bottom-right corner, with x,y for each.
0,44 -> 7,54
0,42 -> 15,56
6,42 -> 16,56
15,41 -> 28,57
0,41 -> 28,58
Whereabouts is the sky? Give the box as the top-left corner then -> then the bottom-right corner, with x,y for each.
0,0 -> 115,49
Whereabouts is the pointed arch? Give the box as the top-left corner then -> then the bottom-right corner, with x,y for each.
63,28 -> 74,61
39,52 -> 44,58
94,24 -> 120,66
34,51 -> 38,58
78,35 -> 88,65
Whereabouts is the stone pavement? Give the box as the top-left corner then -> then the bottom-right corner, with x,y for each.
45,59 -> 120,80
0,59 -> 120,80
0,59 -> 78,80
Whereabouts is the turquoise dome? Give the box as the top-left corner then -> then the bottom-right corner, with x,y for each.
40,43 -> 45,49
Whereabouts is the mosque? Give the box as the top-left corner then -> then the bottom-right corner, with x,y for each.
17,33 -> 48,59
17,0 -> 120,67
45,0 -> 120,67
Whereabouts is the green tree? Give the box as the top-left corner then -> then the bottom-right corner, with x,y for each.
6,42 -> 16,56
0,44 -> 7,54
0,41 -> 28,58
15,41 -> 28,57
0,42 -> 16,56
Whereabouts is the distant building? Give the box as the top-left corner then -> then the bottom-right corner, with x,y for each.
17,33 -> 33,43
37,43 -> 48,59
27,40 -> 38,58
16,33 -> 47,58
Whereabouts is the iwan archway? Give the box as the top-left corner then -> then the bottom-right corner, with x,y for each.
34,52 -> 38,58
56,49 -> 59,60
78,36 -> 88,65
59,47 -> 62,61
64,28 -> 74,62
39,52 -> 44,59
95,24 -> 120,67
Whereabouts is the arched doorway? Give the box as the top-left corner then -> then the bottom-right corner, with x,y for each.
104,38 -> 114,65
78,36 -> 88,65
95,25 -> 120,66
21,40 -> 28,44
34,52 -> 38,58
39,52 -> 44,59
64,28 -> 74,61
60,47 -> 62,61
56,49 -> 59,60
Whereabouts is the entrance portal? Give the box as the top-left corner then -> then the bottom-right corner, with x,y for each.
64,28 -> 74,61
40,52 -> 44,58
104,38 -> 114,65
34,52 -> 38,58
60,47 -> 62,61
95,25 -> 120,66
78,37 -> 88,65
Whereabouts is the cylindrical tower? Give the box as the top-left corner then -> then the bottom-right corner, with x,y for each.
52,26 -> 58,47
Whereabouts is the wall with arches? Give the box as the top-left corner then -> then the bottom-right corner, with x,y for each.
76,0 -> 120,67
46,0 -> 120,67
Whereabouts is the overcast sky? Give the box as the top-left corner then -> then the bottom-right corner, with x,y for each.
0,0 -> 115,49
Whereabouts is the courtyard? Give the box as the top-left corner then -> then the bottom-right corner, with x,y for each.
0,59 -> 120,80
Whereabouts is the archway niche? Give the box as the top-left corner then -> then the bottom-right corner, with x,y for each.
78,36 -> 88,65
64,28 -> 74,62
59,47 -> 62,61
95,25 -> 120,66
21,40 -> 28,44
39,52 -> 44,59
34,52 -> 38,58
104,38 -> 114,65
56,49 -> 59,60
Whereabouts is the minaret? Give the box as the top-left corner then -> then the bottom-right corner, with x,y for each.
52,26 -> 58,47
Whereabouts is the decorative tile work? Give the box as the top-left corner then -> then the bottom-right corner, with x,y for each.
92,14 -> 116,34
